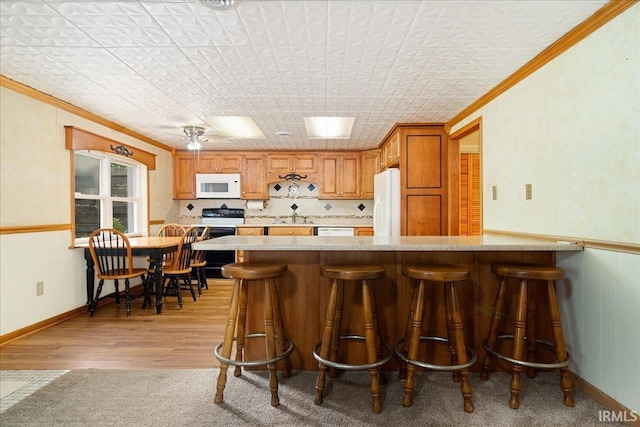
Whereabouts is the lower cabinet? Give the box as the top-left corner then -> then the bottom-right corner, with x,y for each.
354,227 -> 374,236
267,226 -> 314,236
236,226 -> 265,262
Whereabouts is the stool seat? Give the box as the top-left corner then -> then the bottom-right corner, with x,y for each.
314,264 -> 389,414
482,262 -> 573,409
491,264 -> 564,281
403,264 -> 470,282
215,262 -> 293,407
396,264 -> 475,413
321,264 -> 385,281
222,262 -> 288,280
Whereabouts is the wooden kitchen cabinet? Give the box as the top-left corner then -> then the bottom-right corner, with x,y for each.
236,226 -> 265,263
318,153 -> 361,199
267,226 -> 314,236
396,124 -> 449,236
360,150 -> 379,198
173,151 -> 196,199
267,153 -> 318,182
241,154 -> 267,199
197,152 -> 242,173
354,226 -> 374,236
236,226 -> 265,236
381,130 -> 400,169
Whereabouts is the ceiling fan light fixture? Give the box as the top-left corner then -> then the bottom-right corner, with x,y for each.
184,125 -> 205,150
199,0 -> 238,10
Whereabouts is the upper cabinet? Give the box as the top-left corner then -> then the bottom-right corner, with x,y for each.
380,130 -> 400,169
241,153 -> 267,200
197,152 -> 242,173
318,153 -> 361,199
266,153 -> 318,183
173,151 -> 196,199
360,150 -> 379,198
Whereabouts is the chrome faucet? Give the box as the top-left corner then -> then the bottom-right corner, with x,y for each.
291,209 -> 298,224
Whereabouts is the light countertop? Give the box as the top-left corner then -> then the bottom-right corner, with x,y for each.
193,235 -> 583,252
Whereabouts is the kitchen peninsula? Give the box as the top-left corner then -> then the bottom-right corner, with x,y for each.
194,235 -> 583,371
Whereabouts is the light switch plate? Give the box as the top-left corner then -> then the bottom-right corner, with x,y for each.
526,184 -> 532,200
492,185 -> 498,200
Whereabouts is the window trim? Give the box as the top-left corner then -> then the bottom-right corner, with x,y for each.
73,150 -> 148,243
67,127 -> 152,243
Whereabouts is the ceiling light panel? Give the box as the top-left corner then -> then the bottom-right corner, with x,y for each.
304,117 -> 355,140
205,116 -> 266,139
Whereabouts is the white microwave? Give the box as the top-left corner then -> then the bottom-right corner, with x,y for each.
195,173 -> 241,199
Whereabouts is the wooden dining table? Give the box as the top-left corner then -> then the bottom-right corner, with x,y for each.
79,236 -> 182,315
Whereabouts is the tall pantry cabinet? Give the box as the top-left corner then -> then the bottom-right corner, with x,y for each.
381,124 -> 449,236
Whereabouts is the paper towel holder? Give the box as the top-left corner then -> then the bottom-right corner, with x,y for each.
245,200 -> 268,210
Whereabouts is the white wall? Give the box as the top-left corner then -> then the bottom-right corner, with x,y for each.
450,4 -> 640,413
0,87 -> 174,335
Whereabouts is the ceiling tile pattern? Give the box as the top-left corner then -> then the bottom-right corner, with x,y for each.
0,0 -> 607,151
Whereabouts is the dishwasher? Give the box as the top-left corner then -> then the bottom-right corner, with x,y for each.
316,227 -> 355,237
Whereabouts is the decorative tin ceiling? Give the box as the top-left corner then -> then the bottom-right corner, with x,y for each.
0,0 -> 608,151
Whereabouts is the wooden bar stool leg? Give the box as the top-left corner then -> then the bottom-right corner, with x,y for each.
547,280 -> 575,407
526,283 -> 537,379
370,285 -> 387,385
269,277 -> 291,378
444,282 -> 461,384
314,278 -> 340,406
263,278 -> 280,407
448,281 -> 474,413
214,278 -> 242,404
328,280 -> 345,379
362,279 -> 383,414
234,279 -> 248,377
481,276 -> 507,380
509,279 -> 528,409
402,279 -> 425,408
399,280 -> 419,380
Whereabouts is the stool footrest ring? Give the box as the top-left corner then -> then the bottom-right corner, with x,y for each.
394,336 -> 477,371
482,334 -> 571,369
214,333 -> 294,368
313,335 -> 393,371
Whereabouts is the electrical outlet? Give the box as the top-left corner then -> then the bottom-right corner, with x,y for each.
492,185 -> 498,200
526,184 -> 532,200
36,281 -> 44,296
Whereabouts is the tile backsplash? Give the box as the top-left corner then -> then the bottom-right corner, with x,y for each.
175,181 -> 373,225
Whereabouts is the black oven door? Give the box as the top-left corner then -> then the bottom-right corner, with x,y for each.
201,227 -> 237,278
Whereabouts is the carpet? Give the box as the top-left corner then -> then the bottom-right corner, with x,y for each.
0,369 -> 622,426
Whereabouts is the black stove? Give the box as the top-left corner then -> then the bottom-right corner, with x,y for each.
192,208 -> 244,278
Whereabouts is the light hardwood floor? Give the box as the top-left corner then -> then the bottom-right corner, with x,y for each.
0,281 -> 234,370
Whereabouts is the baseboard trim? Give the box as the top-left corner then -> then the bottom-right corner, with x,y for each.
0,284 -> 146,346
572,372 -> 640,426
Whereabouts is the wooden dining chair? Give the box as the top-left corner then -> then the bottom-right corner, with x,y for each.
191,226 -> 210,296
88,228 -> 148,317
163,226 -> 199,308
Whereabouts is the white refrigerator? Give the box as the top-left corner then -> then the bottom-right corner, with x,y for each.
373,168 -> 400,236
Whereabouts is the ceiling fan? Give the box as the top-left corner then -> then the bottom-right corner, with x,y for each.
162,125 -> 231,149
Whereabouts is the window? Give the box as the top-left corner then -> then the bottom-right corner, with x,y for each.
74,151 -> 147,241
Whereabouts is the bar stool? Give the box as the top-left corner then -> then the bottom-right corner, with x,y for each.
214,262 -> 294,407
481,263 -> 574,409
313,264 -> 392,414
395,264 -> 476,413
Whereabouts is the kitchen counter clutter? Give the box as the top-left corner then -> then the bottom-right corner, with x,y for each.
194,235 -> 582,371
